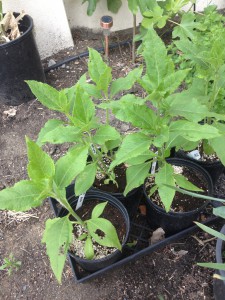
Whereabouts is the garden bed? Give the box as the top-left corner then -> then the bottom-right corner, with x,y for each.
0,28 -> 224,299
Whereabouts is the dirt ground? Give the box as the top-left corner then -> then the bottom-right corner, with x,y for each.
0,29 -> 224,300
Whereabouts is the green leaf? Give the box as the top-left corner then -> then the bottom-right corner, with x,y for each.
26,81 -> 69,113
0,180 -> 47,211
155,163 -> 176,212
26,137 -> 55,182
84,236 -> 94,259
195,222 -> 225,241
210,136 -> 225,166
88,48 -> 112,94
213,206 -> 225,219
169,121 -> 220,141
198,263 -> 225,272
163,69 -> 190,94
124,162 -> 151,195
39,125 -> 82,144
70,85 -> 95,125
109,133 -> 151,170
75,163 -> 97,195
141,28 -> 173,90
174,174 -> 203,192
142,5 -> 168,29
87,218 -> 121,250
93,125 -> 121,145
42,217 -> 73,283
82,0 -> 97,16
54,145 -> 88,189
173,12 -> 197,39
37,119 -> 64,146
127,0 -> 139,14
91,202 -> 107,219
125,150 -> 155,165
166,93 -> 210,122
110,67 -> 143,97
107,0 -> 122,13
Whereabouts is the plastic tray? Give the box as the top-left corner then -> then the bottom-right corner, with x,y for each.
49,197 -> 219,283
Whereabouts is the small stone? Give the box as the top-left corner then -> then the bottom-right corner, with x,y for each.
22,285 -> 27,291
121,124 -> 130,132
66,66 -> 70,69
48,59 -> 56,67
61,64 -> 66,68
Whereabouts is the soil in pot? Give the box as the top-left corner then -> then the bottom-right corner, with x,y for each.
175,148 -> 224,184
93,163 -> 142,218
144,158 -> 214,235
58,189 -> 130,272
69,199 -> 127,260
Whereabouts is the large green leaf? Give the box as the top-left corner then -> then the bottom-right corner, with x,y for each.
86,218 -> 121,250
124,162 -> 151,195
169,120 -> 220,141
142,28 -> 173,89
88,48 -> 112,94
110,67 -> 143,97
54,145 -> 88,189
198,263 -> 225,272
42,217 -> 73,283
92,125 -> 121,145
75,163 -> 97,195
82,0 -> 97,16
155,163 -> 176,212
109,133 -> 151,170
37,119 -> 64,146
0,180 -> 47,211
166,94 -> 210,122
163,69 -> 190,94
84,236 -> 94,259
70,85 -> 95,125
26,137 -> 55,181
142,5 -> 168,29
26,81 -> 69,113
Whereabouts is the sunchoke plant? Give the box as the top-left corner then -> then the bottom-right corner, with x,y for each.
0,48 -> 142,283
169,5 -> 225,161
102,28 -> 225,211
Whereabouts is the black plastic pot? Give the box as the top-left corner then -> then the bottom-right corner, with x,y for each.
144,158 -> 214,235
0,13 -> 45,106
57,186 -> 130,272
175,150 -> 224,184
214,225 -> 225,300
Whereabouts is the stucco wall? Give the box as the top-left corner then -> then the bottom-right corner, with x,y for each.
2,0 -> 74,59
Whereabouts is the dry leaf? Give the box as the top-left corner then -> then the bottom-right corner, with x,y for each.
150,227 -> 165,245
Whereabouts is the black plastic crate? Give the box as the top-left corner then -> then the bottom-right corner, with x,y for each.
49,197 -> 219,283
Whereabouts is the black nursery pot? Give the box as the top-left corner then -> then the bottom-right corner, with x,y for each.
144,158 -> 214,235
57,187 -> 130,272
175,150 -> 224,184
0,13 -> 45,106
213,225 -> 225,300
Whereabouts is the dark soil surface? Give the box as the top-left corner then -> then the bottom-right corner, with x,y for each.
0,28 -> 225,300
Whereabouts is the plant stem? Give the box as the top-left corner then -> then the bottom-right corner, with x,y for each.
132,14 -> 136,64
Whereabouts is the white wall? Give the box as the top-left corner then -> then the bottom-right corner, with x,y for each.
64,0 -> 142,32
3,0 -> 225,58
2,0 -> 74,59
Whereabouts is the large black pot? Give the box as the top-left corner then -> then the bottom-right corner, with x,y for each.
214,225 -> 225,300
0,13 -> 45,106
58,187 -> 130,272
175,150 -> 224,184
144,158 -> 214,235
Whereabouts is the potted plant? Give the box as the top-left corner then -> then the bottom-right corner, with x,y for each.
26,47 -> 143,216
169,5 -> 225,182
101,27 -> 225,232
0,1 -> 45,105
0,136 -> 130,282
